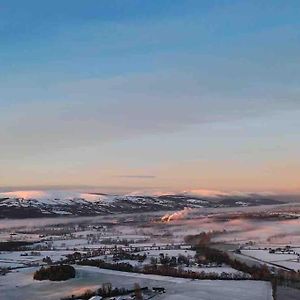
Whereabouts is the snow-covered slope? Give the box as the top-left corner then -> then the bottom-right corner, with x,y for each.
0,190 -> 283,219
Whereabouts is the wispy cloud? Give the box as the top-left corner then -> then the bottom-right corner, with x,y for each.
1,68 -> 299,159
115,175 -> 156,179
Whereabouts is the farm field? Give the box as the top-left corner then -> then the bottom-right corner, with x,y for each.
0,265 -> 272,300
1,207 -> 300,299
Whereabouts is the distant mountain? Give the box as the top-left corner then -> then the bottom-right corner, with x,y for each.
0,190 -> 284,219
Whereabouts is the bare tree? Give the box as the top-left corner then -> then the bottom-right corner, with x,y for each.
134,283 -> 143,300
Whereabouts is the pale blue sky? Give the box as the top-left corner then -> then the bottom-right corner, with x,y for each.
0,1 -> 299,193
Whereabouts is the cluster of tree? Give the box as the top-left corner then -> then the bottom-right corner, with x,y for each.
64,251 -> 83,263
113,250 -> 147,262
101,238 -> 135,246
178,254 -> 191,265
159,253 -> 177,266
269,246 -> 295,254
33,265 -> 75,281
184,232 -> 212,245
42,256 -> 53,265
184,231 -> 225,246
143,264 -> 247,280
61,282 -> 145,300
44,252 -> 87,266
150,253 -> 190,267
0,241 -> 34,251
78,259 -> 137,272
196,245 -> 273,280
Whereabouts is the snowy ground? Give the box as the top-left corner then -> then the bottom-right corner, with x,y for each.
241,249 -> 299,262
1,208 -> 300,299
0,250 -> 77,268
0,266 -> 273,300
275,260 -> 300,271
0,232 -> 41,242
240,249 -> 300,271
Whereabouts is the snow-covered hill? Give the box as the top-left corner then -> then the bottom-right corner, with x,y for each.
0,190 -> 283,219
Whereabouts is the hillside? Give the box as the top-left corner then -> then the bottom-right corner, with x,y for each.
0,191 -> 284,219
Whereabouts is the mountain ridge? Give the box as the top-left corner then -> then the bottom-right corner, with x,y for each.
0,191 -> 284,219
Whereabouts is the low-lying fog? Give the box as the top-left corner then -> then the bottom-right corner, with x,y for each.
2,203 -> 300,246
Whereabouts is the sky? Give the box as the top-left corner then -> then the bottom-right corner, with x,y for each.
0,0 -> 300,194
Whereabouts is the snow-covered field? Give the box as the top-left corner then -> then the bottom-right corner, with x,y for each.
241,249 -> 299,262
2,207 -> 300,299
274,260 -> 300,271
0,266 -> 273,300
0,250 -> 77,268
240,249 -> 300,271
